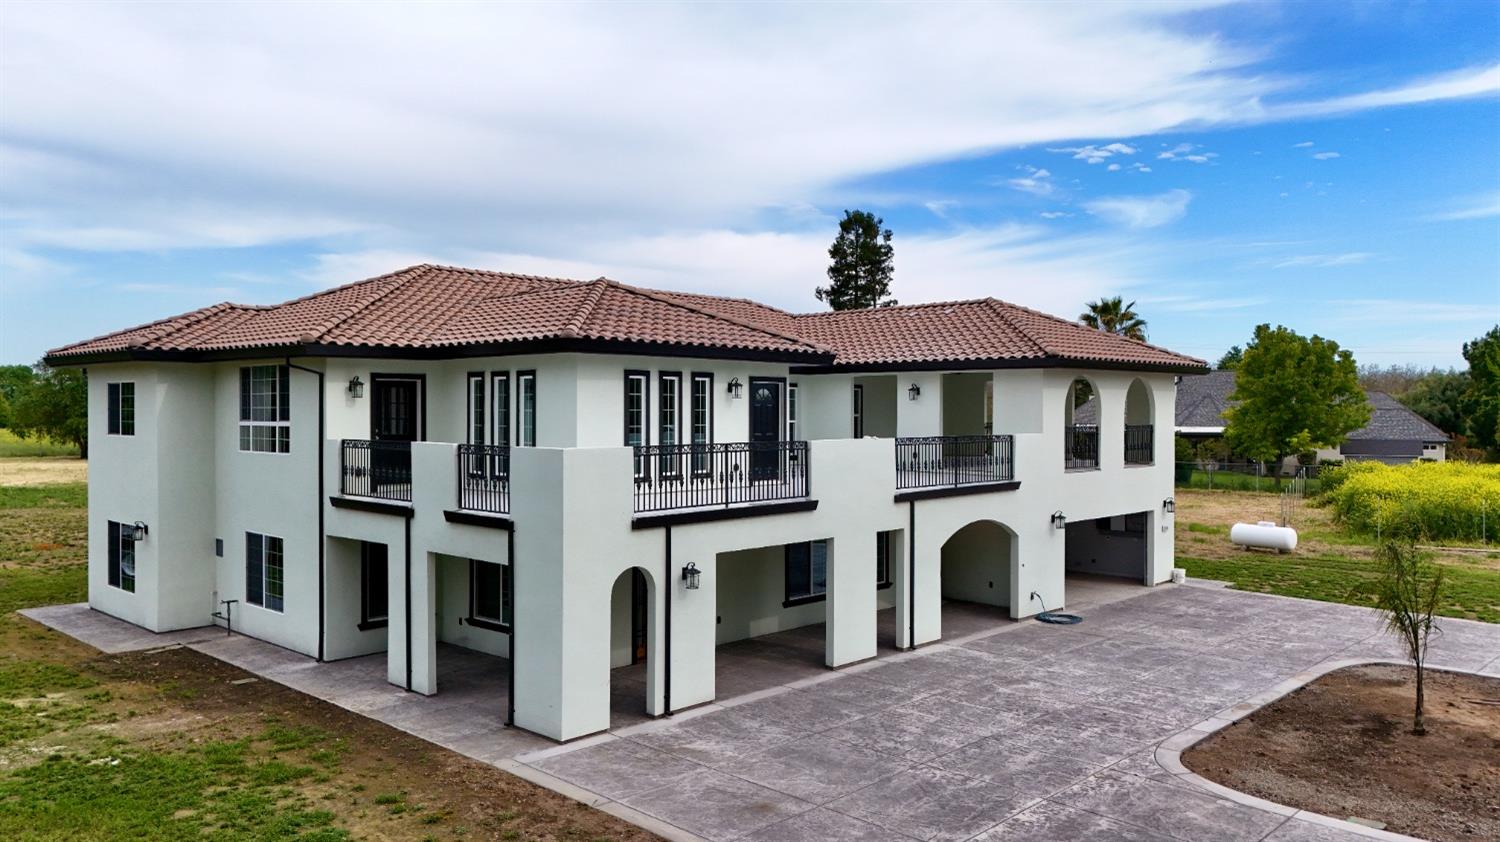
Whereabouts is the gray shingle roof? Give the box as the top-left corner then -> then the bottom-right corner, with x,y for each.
1172,373 -> 1447,443
1348,391 -> 1448,442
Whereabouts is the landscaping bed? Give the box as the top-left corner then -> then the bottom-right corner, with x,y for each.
1183,664 -> 1500,842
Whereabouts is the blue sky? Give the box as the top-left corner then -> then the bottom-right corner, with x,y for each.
2,1 -> 1497,367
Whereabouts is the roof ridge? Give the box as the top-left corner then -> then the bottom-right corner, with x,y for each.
609,279 -> 829,351
792,297 -> 993,319
561,280 -> 612,338
980,298 -> 1051,357
418,262 -> 583,287
993,297 -> 1206,365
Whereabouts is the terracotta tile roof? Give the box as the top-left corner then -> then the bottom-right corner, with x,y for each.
46,263 -> 1205,371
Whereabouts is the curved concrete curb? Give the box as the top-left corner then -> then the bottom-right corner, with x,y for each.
1155,656 -> 1482,842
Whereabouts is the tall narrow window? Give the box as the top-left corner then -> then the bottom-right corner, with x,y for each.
984,380 -> 994,435
787,383 -> 799,441
469,559 -> 511,629
690,373 -> 713,475
875,532 -> 892,586
467,373 -> 486,445
852,384 -> 864,439
659,372 -> 681,477
517,371 -> 537,446
107,382 -> 135,436
491,372 -> 510,446
360,542 -> 388,627
106,520 -> 136,593
239,365 -> 290,453
246,532 -> 285,612
625,371 -> 649,477
785,540 -> 829,604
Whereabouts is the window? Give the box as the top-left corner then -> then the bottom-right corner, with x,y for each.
784,539 -> 829,604
691,373 -> 713,474
107,382 -> 135,436
491,372 -> 510,446
239,365 -> 290,453
876,531 -> 892,587
360,542 -> 388,628
625,370 -> 649,476
467,373 -> 486,445
659,372 -> 681,476
469,559 -> 512,630
1095,513 -> 1148,535
246,532 -> 285,612
517,371 -> 537,446
787,383 -> 799,441
106,520 -> 136,593
984,380 -> 994,435
852,384 -> 864,439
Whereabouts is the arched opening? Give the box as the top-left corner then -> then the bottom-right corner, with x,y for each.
939,520 -> 1018,636
1064,377 -> 1099,470
608,566 -> 656,728
1124,378 -> 1154,465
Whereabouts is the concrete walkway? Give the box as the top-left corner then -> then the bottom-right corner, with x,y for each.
23,584 -> 1500,841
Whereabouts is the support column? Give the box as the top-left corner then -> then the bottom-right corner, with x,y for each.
912,520 -> 942,647
825,533 -> 877,667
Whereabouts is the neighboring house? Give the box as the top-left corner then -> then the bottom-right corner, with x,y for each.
46,264 -> 1205,742
1173,370 -> 1448,463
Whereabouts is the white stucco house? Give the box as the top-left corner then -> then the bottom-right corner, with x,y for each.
47,264 -> 1206,742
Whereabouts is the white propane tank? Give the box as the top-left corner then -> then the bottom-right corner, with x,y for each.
1230,520 -> 1298,553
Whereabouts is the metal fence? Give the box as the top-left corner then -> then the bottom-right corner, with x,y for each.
894,435 -> 1015,489
1065,425 -> 1099,470
340,439 -> 412,502
457,443 -> 509,514
1124,424 -> 1154,465
632,441 -> 809,513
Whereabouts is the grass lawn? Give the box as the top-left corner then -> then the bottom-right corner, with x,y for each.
0,429 -> 79,458
0,479 -> 654,842
1176,488 -> 1500,623
1175,467 -> 1322,495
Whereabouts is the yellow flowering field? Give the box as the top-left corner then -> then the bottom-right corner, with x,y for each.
1322,461 -> 1500,543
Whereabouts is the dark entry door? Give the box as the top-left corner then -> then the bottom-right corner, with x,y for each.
630,568 -> 647,664
371,376 -> 421,487
748,379 -> 782,480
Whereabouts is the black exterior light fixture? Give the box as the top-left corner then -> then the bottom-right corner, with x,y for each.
681,562 -> 701,590
130,521 -> 149,542
1051,511 -> 1067,530
726,377 -> 743,399
347,375 -> 364,399
1163,498 -> 1176,514
908,383 -> 921,401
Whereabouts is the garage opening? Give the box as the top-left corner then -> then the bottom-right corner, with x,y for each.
939,520 -> 1017,637
1065,512 -> 1149,582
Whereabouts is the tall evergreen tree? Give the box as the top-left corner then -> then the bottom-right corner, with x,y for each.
1462,325 -> 1500,456
817,210 -> 896,310
1079,296 -> 1147,341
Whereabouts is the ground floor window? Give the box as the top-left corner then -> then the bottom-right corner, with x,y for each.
106,520 -> 136,593
784,539 -> 828,605
876,531 -> 893,587
469,559 -> 511,631
246,532 -> 285,612
360,542 -> 388,628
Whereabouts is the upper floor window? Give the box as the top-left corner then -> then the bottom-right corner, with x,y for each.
517,371 -> 537,446
691,373 -> 713,474
492,372 -> 510,446
625,371 -> 648,476
106,520 -> 136,593
852,384 -> 865,439
239,365 -> 290,453
467,373 -> 485,445
659,372 -> 680,447
107,382 -> 135,436
246,531 -> 285,612
788,383 -> 799,441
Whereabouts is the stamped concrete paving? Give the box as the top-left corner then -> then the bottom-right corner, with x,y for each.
25,582 -> 1500,841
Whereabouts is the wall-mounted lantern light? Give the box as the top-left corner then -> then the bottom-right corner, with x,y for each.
908,383 -> 921,401
681,562 -> 701,590
726,377 -> 743,400
1163,498 -> 1175,514
347,375 -> 364,399
1050,511 -> 1067,530
130,521 -> 149,542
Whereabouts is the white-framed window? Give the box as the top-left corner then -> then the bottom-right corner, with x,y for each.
467,373 -> 486,445
787,383 -> 799,441
517,371 -> 537,446
625,371 -> 649,477
246,531 -> 285,612
1422,443 -> 1439,452
492,372 -> 510,446
239,365 -> 290,453
852,384 -> 864,439
785,539 -> 829,604
107,382 -> 135,436
106,520 -> 136,593
691,373 -> 713,474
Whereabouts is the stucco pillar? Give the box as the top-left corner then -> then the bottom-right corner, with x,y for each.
385,530 -> 436,695
912,526 -> 943,646
825,531 -> 877,667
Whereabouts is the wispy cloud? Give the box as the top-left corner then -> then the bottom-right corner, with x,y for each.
1428,193 -> 1500,221
1267,63 -> 1500,119
1048,142 -> 1137,165
1292,141 -> 1315,148
1006,165 -> 1054,196
1083,189 -> 1191,229
1157,143 -> 1217,164
1269,252 -> 1376,269
1312,151 -> 1340,160
1325,299 -> 1497,325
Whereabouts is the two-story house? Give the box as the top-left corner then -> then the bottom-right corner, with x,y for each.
46,264 -> 1205,742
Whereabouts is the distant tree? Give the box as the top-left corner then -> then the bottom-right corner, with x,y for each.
1216,345 -> 1243,370
1223,324 -> 1369,481
1461,326 -> 1500,457
816,210 -> 896,310
1372,536 -> 1444,736
0,364 -> 36,428
1357,363 -> 1437,398
1399,370 -> 1470,437
1079,296 -> 1147,341
10,363 -> 88,457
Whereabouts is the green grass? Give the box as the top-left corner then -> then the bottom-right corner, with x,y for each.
0,429 -> 79,458
0,483 -> 87,510
1179,552 -> 1500,623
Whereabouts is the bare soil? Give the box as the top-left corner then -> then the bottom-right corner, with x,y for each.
0,457 -> 86,487
1184,664 -> 1500,841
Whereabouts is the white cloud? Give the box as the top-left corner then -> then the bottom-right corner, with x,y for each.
1157,142 -> 1217,163
1312,151 -> 1340,160
1083,189 -> 1192,229
1429,193 -> 1500,221
924,199 -> 959,219
1267,63 -> 1500,119
1039,211 -> 1072,219
1007,166 -> 1054,196
1107,163 -> 1121,172
1292,141 -> 1314,148
1269,252 -> 1375,269
1050,142 -> 1138,164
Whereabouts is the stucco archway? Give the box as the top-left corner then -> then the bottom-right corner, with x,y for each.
939,519 -> 1020,634
607,565 -> 658,727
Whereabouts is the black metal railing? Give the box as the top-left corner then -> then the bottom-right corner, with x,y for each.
632,441 -> 810,514
1124,424 -> 1154,465
895,435 -> 1015,489
341,439 -> 412,502
458,443 -> 510,514
1064,424 -> 1099,470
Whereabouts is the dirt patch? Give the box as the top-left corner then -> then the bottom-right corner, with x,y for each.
1184,664 -> 1500,841
0,458 -> 87,487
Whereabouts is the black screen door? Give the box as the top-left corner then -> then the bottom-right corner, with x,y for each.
371,376 -> 421,484
749,379 -> 782,480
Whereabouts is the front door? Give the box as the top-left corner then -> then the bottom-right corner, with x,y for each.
371,376 -> 422,487
748,378 -> 782,480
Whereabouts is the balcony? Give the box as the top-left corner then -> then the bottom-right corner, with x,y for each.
632,441 -> 810,515
457,443 -> 510,514
340,439 -> 412,502
1064,424 -> 1099,471
1124,424 -> 1154,465
895,435 -> 1015,490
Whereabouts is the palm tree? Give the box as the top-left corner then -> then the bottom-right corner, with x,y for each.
1080,296 -> 1147,341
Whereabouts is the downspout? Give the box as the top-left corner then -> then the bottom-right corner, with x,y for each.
663,524 -> 672,716
404,515 -> 413,691
506,527 -> 515,727
907,499 -> 916,650
285,358 -> 327,662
